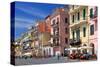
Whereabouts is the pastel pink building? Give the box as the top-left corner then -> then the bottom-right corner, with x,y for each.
50,8 -> 69,56
89,6 -> 98,55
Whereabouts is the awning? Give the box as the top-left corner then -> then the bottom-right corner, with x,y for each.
65,46 -> 92,51
66,47 -> 79,50
79,46 -> 93,49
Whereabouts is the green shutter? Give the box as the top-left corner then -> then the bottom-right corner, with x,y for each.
90,8 -> 93,18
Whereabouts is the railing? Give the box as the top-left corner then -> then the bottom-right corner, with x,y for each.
51,22 -> 59,27
69,39 -> 81,47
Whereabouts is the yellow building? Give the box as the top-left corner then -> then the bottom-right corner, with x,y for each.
69,5 -> 90,53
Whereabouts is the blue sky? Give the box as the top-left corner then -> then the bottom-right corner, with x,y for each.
14,1 -> 65,39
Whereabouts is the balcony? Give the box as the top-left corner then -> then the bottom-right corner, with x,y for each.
51,22 -> 59,28
69,6 -> 81,14
70,16 -> 88,28
51,29 -> 59,38
69,6 -> 86,14
69,39 -> 82,47
53,41 -> 59,46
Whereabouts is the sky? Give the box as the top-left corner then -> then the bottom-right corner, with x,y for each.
14,1 -> 65,39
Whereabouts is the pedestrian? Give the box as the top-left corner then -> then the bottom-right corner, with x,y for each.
57,54 -> 60,60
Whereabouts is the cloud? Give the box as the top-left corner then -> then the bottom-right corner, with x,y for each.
15,6 -> 47,19
15,17 -> 35,28
14,5 -> 48,29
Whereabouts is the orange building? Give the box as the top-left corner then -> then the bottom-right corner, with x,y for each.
35,20 -> 53,57
45,15 -> 51,33
37,19 -> 51,33
37,21 -> 46,33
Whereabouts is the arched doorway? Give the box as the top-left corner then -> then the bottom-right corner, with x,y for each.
82,44 -> 87,54
90,43 -> 95,54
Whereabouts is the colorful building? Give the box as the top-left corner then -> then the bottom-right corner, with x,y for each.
14,5 -> 98,59
29,20 -> 53,57
69,5 -> 91,54
50,8 -> 69,56
88,6 -> 98,55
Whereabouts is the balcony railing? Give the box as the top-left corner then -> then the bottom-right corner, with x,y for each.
52,42 -> 59,46
51,22 -> 59,27
69,39 -> 81,47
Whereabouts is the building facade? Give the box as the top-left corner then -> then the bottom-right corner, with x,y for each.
50,8 -> 69,56
88,6 -> 98,55
69,5 -> 91,54
29,20 -> 53,57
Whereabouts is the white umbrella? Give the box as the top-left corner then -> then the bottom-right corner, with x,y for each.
67,47 -> 78,50
79,46 -> 93,49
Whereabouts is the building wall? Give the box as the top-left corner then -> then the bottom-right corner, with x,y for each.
39,32 -> 51,46
50,8 -> 69,55
69,5 -> 94,54
35,21 -> 51,46
59,12 -> 69,51
45,16 -> 51,33
88,6 -> 98,54
31,19 -> 52,56
69,6 -> 89,46
69,5 -> 98,55
37,21 -> 46,33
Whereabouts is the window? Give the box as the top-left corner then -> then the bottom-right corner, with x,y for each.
53,29 -> 56,35
65,18 -> 68,23
72,31 -> 75,40
65,28 -> 68,34
83,9 -> 86,20
53,38 -> 56,43
57,17 -> 59,22
65,38 -> 68,44
76,29 -> 80,41
52,19 -> 55,25
95,22 -> 97,31
90,8 -> 93,18
77,12 -> 80,20
95,7 -> 98,16
72,5 -> 74,9
56,38 -> 59,46
90,24 -> 94,35
83,27 -> 86,37
72,15 -> 74,23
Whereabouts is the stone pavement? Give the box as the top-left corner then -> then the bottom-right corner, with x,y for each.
15,56 -> 96,65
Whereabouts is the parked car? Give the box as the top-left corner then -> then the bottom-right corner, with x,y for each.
80,53 -> 91,60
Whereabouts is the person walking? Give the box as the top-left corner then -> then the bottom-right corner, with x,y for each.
57,53 -> 60,60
